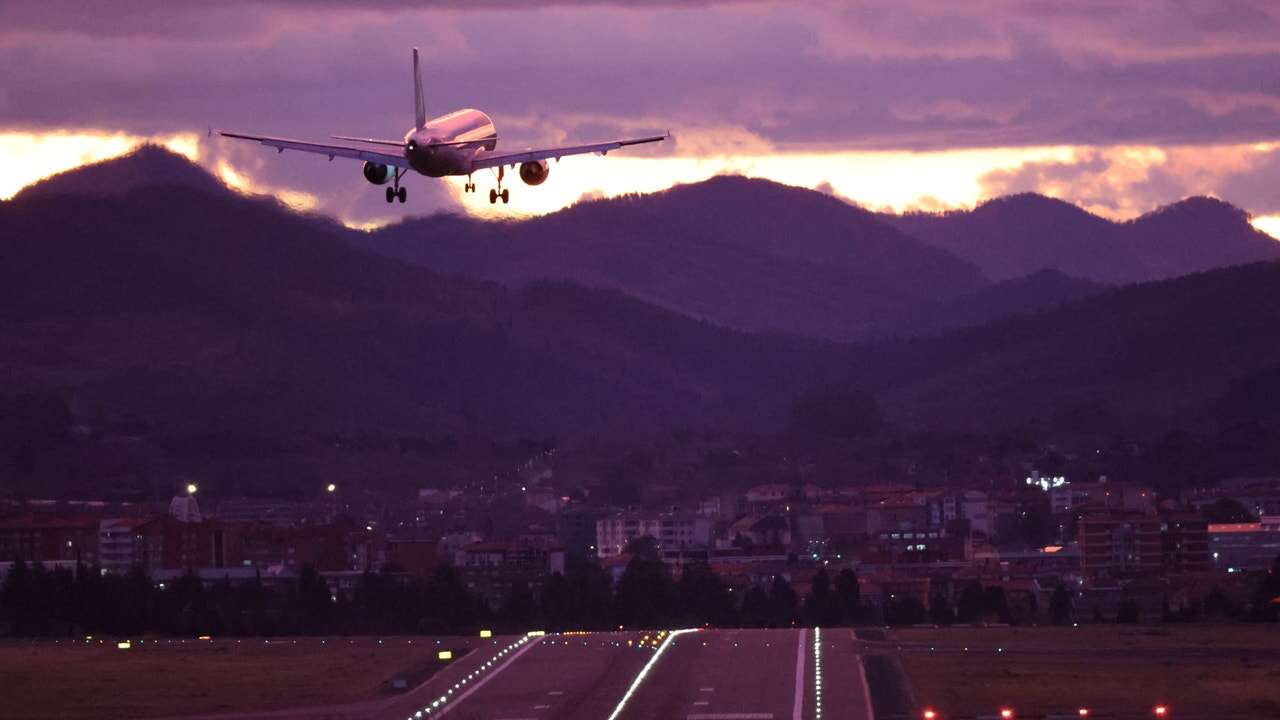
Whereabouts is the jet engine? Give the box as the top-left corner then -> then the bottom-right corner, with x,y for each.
519,160 -> 550,186
362,162 -> 392,185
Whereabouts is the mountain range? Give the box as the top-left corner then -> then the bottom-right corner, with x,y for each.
4,146 -> 1279,440
880,192 -> 1280,284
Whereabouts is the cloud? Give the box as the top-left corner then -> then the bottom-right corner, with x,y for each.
979,143 -> 1280,219
3,1 -> 1280,155
5,2 -> 1280,224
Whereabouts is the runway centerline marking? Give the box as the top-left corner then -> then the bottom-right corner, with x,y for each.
548,691 -> 564,695
693,700 -> 710,706
792,629 -> 806,720
700,687 -> 715,692
533,704 -> 551,709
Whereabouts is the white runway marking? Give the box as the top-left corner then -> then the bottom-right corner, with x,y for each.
686,714 -> 774,719
605,629 -> 700,720
426,636 -> 544,719
792,629 -> 806,720
853,629 -> 876,720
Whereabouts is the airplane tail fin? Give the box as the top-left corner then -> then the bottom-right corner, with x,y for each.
413,47 -> 426,129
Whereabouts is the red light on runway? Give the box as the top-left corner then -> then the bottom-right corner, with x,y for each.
922,710 -> 937,720
1154,705 -> 1169,717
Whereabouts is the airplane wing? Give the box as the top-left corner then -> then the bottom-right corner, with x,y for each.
469,133 -> 667,171
217,130 -> 412,169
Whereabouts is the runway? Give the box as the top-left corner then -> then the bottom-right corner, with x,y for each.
378,628 -> 877,720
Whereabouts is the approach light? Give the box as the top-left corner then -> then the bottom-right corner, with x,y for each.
1154,706 -> 1168,717
1078,710 -> 1089,717
923,710 -> 937,719
1000,709 -> 1014,719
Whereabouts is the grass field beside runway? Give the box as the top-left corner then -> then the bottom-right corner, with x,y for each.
0,636 -> 475,720
890,625 -> 1280,718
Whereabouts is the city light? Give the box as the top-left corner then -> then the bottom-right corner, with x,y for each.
186,483 -> 198,495
479,629 -> 492,638
437,650 -> 453,660
326,483 -> 336,493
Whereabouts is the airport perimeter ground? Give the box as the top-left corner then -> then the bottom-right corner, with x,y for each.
0,625 -> 1277,720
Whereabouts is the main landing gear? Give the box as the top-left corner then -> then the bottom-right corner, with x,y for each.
384,168 -> 407,203
488,166 -> 510,204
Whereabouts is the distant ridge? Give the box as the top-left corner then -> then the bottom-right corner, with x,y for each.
358,174 -> 988,340
880,192 -> 1280,284
13,144 -> 229,200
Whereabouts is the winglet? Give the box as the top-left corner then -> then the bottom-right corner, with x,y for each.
413,47 -> 426,129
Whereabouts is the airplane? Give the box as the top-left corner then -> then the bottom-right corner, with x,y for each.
217,48 -> 667,205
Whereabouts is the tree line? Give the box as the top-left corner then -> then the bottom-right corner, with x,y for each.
4,548 -> 1276,637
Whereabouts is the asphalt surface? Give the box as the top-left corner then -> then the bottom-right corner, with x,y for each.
387,628 -> 878,720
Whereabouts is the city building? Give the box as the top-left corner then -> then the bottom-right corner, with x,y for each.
595,512 -> 711,558
0,515 -> 99,565
1078,512 -> 1162,576
1209,516 -> 1280,572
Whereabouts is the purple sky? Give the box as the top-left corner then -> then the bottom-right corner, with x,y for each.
4,1 -> 1280,226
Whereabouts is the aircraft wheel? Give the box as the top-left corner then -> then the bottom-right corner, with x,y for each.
501,189 -> 510,204
489,189 -> 497,204
397,187 -> 407,203
385,187 -> 394,203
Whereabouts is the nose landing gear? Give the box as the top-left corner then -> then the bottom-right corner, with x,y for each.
384,168 -> 408,203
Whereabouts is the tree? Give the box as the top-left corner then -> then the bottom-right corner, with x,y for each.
766,575 -> 798,627
614,551 -> 676,629
1249,554 -> 1280,622
956,581 -> 986,623
803,569 -> 842,627
1049,584 -> 1073,625
1116,599 -> 1140,624
834,568 -> 861,623
929,593 -> 954,626
498,579 -> 536,631
289,564 -> 333,634
885,597 -> 926,626
677,562 -> 734,627
984,586 -> 1012,624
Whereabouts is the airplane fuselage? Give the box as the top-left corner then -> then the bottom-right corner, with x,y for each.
404,108 -> 497,177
